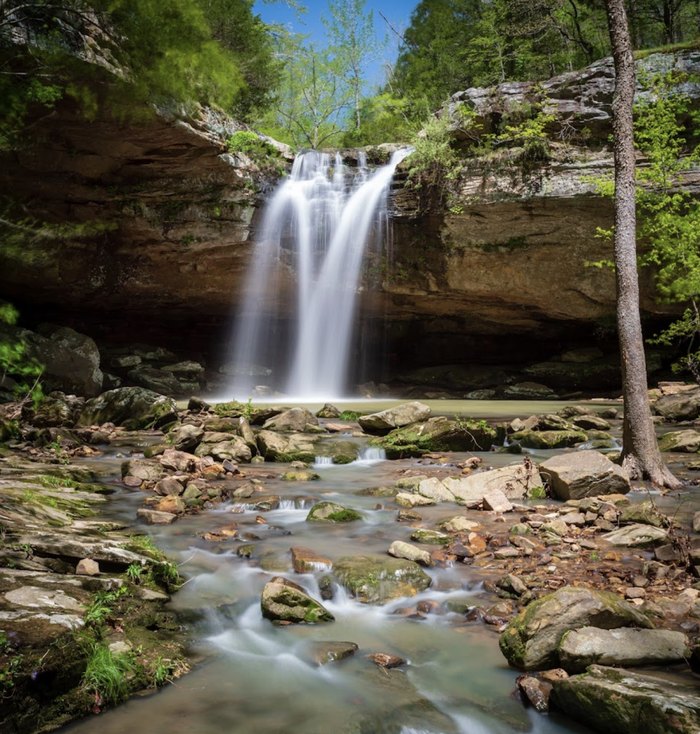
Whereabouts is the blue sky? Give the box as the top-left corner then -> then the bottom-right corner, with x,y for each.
253,0 -> 419,90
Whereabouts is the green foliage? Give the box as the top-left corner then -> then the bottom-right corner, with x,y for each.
150,560 -> 182,592
634,72 -> 700,378
0,303 -> 43,405
81,642 -> 135,705
126,562 -> 145,584
226,131 -> 284,173
339,410 -> 362,420
496,98 -> 556,165
84,586 -> 129,628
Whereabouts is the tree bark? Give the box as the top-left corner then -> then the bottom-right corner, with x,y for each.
605,0 -> 681,488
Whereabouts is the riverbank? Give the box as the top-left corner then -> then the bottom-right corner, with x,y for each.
1,390 -> 699,733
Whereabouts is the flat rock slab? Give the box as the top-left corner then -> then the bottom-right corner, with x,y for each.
290,546 -> 333,573
333,555 -> 431,604
540,450 -> 630,500
388,541 -> 432,567
443,461 -> 543,504
551,665 -> 700,734
558,626 -> 689,672
302,640 -> 359,666
602,523 -> 669,547
358,401 -> 431,436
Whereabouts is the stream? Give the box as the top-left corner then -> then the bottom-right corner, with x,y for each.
55,400 -> 627,734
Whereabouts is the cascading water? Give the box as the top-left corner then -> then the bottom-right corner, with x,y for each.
227,147 -> 411,400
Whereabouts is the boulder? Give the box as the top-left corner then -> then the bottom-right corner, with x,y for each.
358,401 -> 431,436
262,408 -> 321,433
136,508 -> 177,525
127,365 -> 186,395
121,458 -> 163,482
409,529 -> 450,545
502,382 -> 555,399
570,414 -> 612,431
443,461 -> 543,505
306,501 -> 362,523
374,416 -> 497,458
540,450 -> 630,500
558,627 -> 689,672
510,429 -> 588,449
387,540 -> 432,566
658,429 -> 700,453
602,523 -> 669,547
654,386 -> 700,422
395,492 -> 435,508
440,516 -> 481,533
619,500 -> 669,528
256,430 -> 316,462
499,586 -> 652,670
23,392 -> 84,427
168,423 -> 204,452
551,665 -> 700,734
260,576 -> 334,624
18,325 -> 103,396
79,387 -> 177,430
333,555 -> 431,604
316,403 -> 341,419
195,436 -> 252,463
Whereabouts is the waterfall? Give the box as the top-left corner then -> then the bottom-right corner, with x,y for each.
227,148 -> 411,400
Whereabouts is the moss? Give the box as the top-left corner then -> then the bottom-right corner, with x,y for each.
326,508 -> 363,523
528,485 -> 547,499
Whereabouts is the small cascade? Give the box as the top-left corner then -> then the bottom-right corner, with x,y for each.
313,455 -> 335,468
357,446 -> 386,463
227,148 -> 411,399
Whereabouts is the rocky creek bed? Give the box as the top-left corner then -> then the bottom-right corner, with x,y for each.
2,388 -> 700,733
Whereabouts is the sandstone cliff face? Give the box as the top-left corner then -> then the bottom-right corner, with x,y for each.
1,51 -> 698,383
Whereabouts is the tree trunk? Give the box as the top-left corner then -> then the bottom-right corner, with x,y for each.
605,0 -> 681,488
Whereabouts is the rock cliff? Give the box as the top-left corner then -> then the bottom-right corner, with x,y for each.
1,50 -> 699,391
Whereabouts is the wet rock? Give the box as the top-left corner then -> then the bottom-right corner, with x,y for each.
502,382 -> 556,400
136,509 -> 177,525
153,496 -> 185,514
168,423 -> 204,452
368,652 -> 406,668
154,477 -> 185,496
619,501 -> 669,528
79,387 -> 177,430
121,459 -> 163,483
558,627 -> 689,672
540,450 -> 630,500
551,664 -> 700,734
281,469 -> 320,481
256,430 -> 316,462
303,640 -> 358,665
262,408 -> 322,433
410,529 -> 450,545
316,403 -> 341,419
306,501 -> 362,523
517,675 -> 553,712
499,585 -> 652,670
602,524 -> 668,547
358,401 -> 431,436
23,392 -> 84,427
333,555 -> 431,604
440,516 -> 480,533
510,429 -> 587,449
395,492 -> 435,508
195,436 -> 252,463
654,386 -> 700,422
375,416 -> 497,458
260,576 -> 334,624
388,540 -> 432,566
443,461 -> 543,505
496,574 -> 528,598
290,546 -> 332,573
570,414 -> 611,431
658,429 -> 700,453
397,509 -> 423,522
159,449 -> 201,473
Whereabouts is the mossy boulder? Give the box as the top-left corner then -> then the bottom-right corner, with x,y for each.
333,555 -> 431,604
551,665 -> 700,734
256,430 -> 316,462
306,501 -> 362,523
79,387 -> 177,430
260,576 -> 334,624
498,585 -> 652,670
410,529 -> 450,545
510,429 -> 587,449
358,401 -> 432,436
375,416 -> 497,459
658,429 -> 700,453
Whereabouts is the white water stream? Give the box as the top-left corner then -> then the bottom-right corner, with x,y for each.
227,148 -> 411,400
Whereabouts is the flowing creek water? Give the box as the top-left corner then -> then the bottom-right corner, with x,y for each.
52,400 -> 634,734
